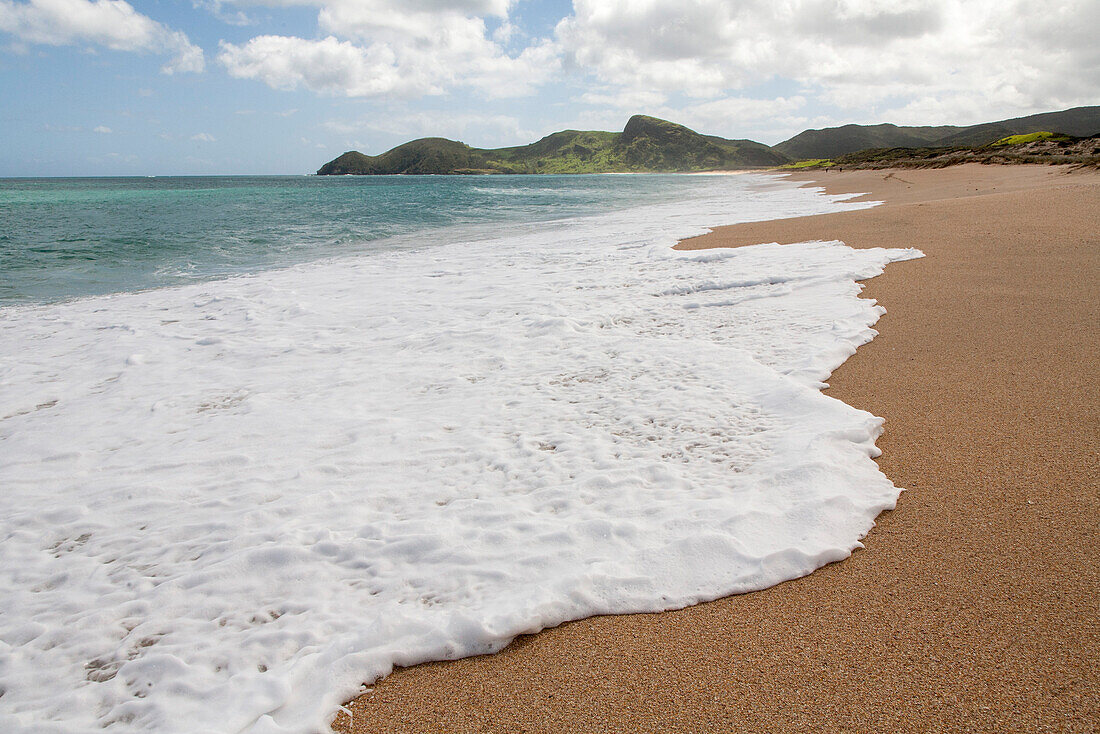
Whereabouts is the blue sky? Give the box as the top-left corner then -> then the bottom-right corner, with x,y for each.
1,0 -> 1096,176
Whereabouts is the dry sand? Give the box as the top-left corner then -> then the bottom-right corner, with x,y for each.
333,164 -> 1099,733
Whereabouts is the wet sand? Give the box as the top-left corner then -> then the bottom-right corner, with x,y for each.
333,164 -> 1099,733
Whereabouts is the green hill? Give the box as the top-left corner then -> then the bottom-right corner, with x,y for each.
316,139 -> 497,175
317,115 -> 789,175
776,132 -> 1100,170
774,106 -> 1100,160
774,123 -> 960,160
932,107 -> 1100,147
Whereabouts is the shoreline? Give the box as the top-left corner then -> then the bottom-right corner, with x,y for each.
334,163 -> 1099,733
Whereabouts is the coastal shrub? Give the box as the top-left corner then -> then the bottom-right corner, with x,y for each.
778,158 -> 834,169
988,131 -> 1069,147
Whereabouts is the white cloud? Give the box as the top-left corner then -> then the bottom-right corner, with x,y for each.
311,0 -> 511,41
662,96 -> 809,141
579,88 -> 667,111
93,125 -> 111,133
325,110 -> 532,147
191,132 -> 216,142
219,35 -> 415,96
193,0 -> 253,27
0,0 -> 204,73
217,0 -> 558,98
557,0 -> 1100,126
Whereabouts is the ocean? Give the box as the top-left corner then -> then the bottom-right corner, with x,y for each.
1,173 -> 825,305
0,173 -> 919,733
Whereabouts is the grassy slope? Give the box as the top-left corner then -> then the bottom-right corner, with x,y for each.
777,158 -> 834,169
988,131 -> 1070,147
316,139 -> 498,176
317,116 -> 789,175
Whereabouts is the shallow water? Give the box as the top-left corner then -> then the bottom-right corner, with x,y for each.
1,173 -> 789,304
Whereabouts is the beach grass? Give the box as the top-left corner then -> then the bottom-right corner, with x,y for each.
778,158 -> 834,169
987,131 -> 1069,146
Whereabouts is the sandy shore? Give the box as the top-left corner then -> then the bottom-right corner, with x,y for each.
333,164 -> 1099,733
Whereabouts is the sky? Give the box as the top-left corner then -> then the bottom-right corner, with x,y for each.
0,0 -> 1096,176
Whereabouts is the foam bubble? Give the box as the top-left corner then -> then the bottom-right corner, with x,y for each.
0,175 -> 919,733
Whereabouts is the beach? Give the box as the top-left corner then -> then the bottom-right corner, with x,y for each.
332,163 -> 1100,733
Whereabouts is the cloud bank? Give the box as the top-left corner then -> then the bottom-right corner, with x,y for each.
217,0 -> 559,99
557,0 -> 1100,125
211,0 -> 1096,131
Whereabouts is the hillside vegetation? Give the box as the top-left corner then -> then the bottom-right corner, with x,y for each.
987,131 -> 1070,147
774,106 -> 1100,160
780,133 -> 1100,170
317,115 -> 788,175
318,106 -> 1100,176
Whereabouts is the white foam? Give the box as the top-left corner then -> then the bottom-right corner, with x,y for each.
0,175 -> 920,733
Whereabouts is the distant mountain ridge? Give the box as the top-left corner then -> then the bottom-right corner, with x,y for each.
318,106 -> 1100,175
774,106 -> 1100,159
317,115 -> 787,175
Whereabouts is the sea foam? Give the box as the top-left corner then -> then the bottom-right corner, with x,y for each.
0,175 -> 919,733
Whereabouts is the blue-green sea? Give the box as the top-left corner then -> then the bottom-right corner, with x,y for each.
0,174 -> 754,304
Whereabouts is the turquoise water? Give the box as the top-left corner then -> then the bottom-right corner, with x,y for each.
0,174 -> 732,304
